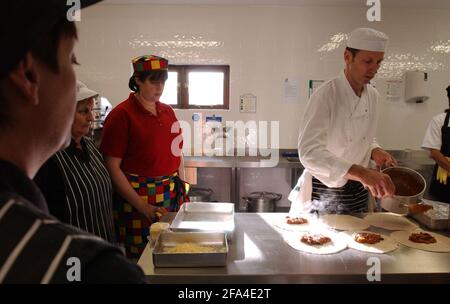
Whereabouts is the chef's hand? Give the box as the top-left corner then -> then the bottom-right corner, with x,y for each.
346,165 -> 395,198
360,169 -> 396,198
371,148 -> 398,170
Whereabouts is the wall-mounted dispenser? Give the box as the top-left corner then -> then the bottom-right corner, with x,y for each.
404,71 -> 430,103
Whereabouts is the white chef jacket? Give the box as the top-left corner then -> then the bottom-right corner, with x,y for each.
289,71 -> 381,213
422,112 -> 449,151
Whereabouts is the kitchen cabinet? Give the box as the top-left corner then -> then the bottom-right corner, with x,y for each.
184,152 -> 303,211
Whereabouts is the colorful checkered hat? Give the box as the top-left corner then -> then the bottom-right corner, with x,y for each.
132,55 -> 168,75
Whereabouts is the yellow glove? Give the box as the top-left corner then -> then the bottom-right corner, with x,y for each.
436,157 -> 450,185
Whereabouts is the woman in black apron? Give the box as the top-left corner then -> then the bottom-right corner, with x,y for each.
423,86 -> 450,204
429,110 -> 450,203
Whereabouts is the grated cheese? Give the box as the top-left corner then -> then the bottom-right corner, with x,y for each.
163,242 -> 219,253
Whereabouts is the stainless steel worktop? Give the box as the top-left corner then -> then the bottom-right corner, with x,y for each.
184,150 -> 434,169
184,155 -> 303,168
138,213 -> 450,283
184,156 -> 236,168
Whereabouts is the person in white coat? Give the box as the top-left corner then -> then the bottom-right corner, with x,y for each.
289,28 -> 397,214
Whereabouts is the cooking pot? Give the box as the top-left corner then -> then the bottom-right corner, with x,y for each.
379,166 -> 426,215
188,187 -> 213,202
243,192 -> 282,212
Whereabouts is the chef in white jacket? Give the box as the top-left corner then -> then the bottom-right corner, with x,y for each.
289,28 -> 397,214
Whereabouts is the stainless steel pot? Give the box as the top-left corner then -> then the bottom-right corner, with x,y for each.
379,166 -> 426,215
243,192 -> 282,212
188,187 -> 213,202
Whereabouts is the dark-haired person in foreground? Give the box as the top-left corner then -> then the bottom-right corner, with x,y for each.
0,1 -> 145,283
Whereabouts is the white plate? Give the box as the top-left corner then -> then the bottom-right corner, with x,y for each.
364,213 -> 418,231
273,213 -> 322,232
340,231 -> 398,254
390,229 -> 450,253
284,230 -> 347,255
318,214 -> 370,231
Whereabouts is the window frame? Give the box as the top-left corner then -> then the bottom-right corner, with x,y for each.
167,65 -> 230,110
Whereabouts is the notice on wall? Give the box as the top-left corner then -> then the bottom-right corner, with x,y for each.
386,79 -> 403,102
284,77 -> 299,103
308,79 -> 325,98
240,93 -> 257,113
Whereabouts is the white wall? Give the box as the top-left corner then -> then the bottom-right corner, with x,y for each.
76,4 -> 450,150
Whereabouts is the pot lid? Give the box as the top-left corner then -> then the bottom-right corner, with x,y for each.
245,191 -> 281,200
189,187 -> 213,195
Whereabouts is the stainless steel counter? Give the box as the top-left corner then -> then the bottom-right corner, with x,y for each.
184,150 -> 435,169
138,213 -> 450,283
184,156 -> 236,168
184,155 -> 303,168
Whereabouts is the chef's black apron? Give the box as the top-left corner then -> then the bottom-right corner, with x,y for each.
429,111 -> 450,204
311,177 -> 369,214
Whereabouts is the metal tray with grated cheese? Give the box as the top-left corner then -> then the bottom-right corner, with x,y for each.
152,231 -> 228,267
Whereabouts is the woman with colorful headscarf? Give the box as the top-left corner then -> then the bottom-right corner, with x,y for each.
100,55 -> 189,258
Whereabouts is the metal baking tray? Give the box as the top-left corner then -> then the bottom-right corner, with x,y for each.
152,231 -> 228,267
411,199 -> 450,230
170,202 -> 235,240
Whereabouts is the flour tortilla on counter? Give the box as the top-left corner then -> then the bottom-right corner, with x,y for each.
273,213 -> 320,232
391,229 -> 450,253
340,231 -> 399,254
364,213 -> 418,231
318,214 -> 370,231
284,230 -> 347,255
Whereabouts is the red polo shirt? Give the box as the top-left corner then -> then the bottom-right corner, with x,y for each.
100,93 -> 182,177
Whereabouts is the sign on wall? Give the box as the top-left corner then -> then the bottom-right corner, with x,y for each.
240,93 -> 257,113
284,77 -> 299,103
308,79 -> 325,98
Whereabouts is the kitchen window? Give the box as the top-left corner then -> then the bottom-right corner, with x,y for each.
160,65 -> 230,109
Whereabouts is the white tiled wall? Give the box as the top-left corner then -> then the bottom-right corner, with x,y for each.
77,4 -> 450,150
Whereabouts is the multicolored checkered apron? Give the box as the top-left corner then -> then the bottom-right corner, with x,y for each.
114,172 -> 190,258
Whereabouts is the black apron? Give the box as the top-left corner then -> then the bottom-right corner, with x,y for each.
429,111 -> 450,204
311,177 -> 369,214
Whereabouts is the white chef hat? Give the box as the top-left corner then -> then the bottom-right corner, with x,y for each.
76,81 -> 99,102
346,27 -> 389,52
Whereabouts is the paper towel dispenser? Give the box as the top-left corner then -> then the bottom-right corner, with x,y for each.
404,71 -> 429,103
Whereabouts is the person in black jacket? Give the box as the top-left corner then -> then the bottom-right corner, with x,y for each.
35,81 -> 116,244
421,86 -> 450,203
0,0 -> 145,283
